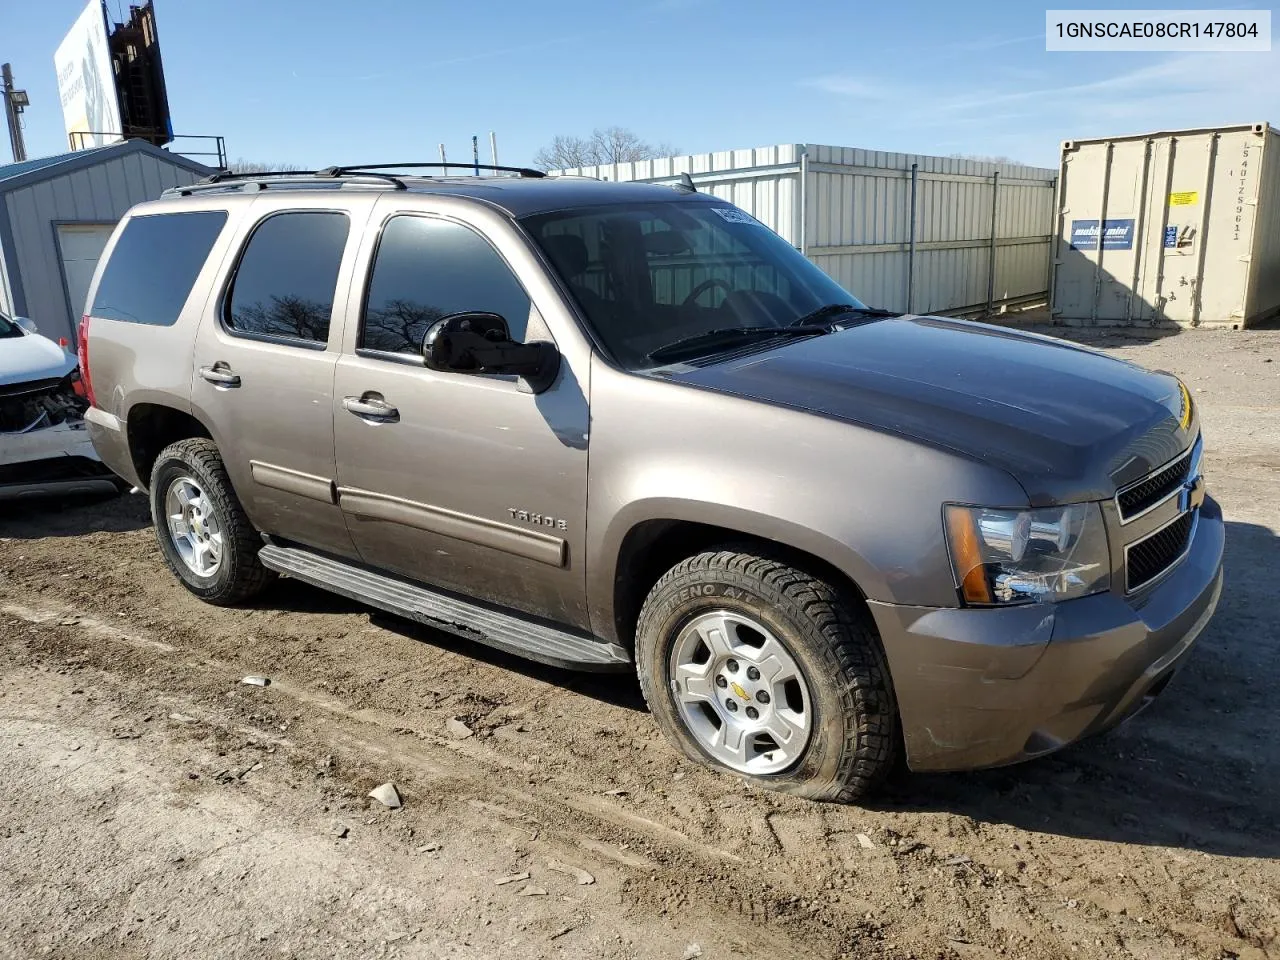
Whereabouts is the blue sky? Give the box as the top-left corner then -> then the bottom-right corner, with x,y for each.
3,0 -> 1276,170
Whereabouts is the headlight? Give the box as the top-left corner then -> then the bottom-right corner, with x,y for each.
944,503 -> 1110,605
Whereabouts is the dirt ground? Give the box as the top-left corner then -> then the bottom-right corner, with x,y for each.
1,324 -> 1277,960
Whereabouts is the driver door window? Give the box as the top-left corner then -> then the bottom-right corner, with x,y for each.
360,215 -> 532,356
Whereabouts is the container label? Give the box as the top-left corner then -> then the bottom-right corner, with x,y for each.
1165,224 -> 1195,252
1070,218 -> 1134,250
1169,190 -> 1199,206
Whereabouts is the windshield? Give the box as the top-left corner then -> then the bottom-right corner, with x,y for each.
0,311 -> 23,339
521,202 -> 866,368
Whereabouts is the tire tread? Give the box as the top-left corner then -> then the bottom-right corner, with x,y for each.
635,544 -> 898,802
150,438 -> 273,605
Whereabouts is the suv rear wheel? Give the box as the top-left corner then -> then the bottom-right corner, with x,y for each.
149,438 -> 275,605
636,547 -> 898,802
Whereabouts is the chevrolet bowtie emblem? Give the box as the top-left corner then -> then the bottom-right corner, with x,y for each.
730,681 -> 751,702
1179,475 -> 1206,513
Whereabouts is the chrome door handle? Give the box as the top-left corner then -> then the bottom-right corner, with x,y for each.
199,364 -> 241,387
343,395 -> 399,422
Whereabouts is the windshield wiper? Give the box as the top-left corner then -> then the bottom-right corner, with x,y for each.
788,303 -> 901,327
646,325 -> 830,364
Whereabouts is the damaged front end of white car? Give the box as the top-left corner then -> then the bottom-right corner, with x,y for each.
1,312 -> 121,500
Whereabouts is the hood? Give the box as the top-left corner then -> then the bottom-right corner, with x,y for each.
0,330 -> 77,389
665,316 -> 1194,505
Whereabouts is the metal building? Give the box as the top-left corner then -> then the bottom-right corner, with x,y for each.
1051,123 -> 1280,329
555,143 -> 1059,317
0,139 -> 208,343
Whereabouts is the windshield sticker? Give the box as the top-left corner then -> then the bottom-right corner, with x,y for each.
712,207 -> 762,226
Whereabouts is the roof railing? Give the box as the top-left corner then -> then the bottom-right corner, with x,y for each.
68,132 -> 227,169
320,162 -> 546,179
159,162 -> 555,198
163,172 -> 408,198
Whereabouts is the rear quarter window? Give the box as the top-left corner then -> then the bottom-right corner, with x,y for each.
91,211 -> 228,326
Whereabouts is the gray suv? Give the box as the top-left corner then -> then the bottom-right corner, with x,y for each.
81,165 -> 1223,801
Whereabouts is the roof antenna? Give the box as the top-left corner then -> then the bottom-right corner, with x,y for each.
677,171 -> 697,193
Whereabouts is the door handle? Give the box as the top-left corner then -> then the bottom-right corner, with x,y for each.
199,363 -> 241,388
343,395 -> 399,422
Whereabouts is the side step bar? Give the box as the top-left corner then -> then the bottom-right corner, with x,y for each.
258,543 -> 632,672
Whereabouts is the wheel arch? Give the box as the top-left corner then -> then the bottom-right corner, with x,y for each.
597,502 -> 886,650
125,401 -> 214,490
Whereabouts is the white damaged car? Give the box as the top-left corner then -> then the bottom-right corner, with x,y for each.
1,310 -> 120,500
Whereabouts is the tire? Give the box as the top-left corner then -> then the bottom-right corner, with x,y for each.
149,438 -> 275,605
635,546 -> 898,802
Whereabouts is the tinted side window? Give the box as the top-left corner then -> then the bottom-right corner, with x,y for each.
226,212 -> 349,344
91,211 -> 227,325
361,216 -> 531,355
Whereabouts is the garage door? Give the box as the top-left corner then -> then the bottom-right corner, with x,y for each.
56,223 -> 117,323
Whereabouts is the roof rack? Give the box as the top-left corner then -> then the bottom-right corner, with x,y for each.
161,162 -> 547,200
166,169 -> 408,197
200,169 -> 320,183
319,162 -> 546,179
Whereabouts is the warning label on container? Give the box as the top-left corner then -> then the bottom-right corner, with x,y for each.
1069,218 -> 1134,250
1169,191 -> 1199,206
1164,224 -> 1195,252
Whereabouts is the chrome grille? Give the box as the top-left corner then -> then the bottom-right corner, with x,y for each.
1125,512 -> 1195,593
1116,438 -> 1198,523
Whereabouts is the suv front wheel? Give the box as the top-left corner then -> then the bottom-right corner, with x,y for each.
149,438 -> 275,605
636,547 -> 899,802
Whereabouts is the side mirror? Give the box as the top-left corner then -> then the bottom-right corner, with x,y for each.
422,312 -> 560,393
13,316 -> 38,334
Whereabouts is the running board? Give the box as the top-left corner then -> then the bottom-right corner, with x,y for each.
258,543 -> 632,672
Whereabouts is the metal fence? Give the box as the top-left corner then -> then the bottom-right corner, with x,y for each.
556,143 -> 1059,317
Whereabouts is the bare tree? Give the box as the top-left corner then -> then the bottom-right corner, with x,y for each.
533,127 -> 679,171
532,135 -> 598,171
227,159 -> 309,174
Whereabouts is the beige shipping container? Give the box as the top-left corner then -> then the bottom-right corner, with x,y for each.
1051,123 -> 1280,329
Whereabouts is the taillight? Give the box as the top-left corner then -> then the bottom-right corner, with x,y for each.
77,315 -> 97,408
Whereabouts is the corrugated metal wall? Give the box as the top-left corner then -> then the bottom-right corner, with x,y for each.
557,143 -> 1057,316
0,235 -> 12,317
1,148 -> 204,343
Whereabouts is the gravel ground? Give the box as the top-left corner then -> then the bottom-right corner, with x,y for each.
1,324 -> 1277,960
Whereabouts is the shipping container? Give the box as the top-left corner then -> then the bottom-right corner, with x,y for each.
1051,123 -> 1280,329
554,144 -> 1058,317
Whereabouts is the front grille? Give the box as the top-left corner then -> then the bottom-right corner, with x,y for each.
1126,512 -> 1195,592
1117,446 -> 1194,521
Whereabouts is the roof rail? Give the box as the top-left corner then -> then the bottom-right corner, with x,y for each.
320,162 -> 546,179
164,169 -> 408,198
201,169 -> 319,183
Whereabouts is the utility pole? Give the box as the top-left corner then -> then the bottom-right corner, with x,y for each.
2,63 -> 30,163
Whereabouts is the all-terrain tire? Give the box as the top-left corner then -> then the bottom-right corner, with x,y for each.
635,546 -> 899,802
149,438 -> 275,605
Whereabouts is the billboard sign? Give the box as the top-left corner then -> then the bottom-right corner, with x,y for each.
54,1 -> 122,150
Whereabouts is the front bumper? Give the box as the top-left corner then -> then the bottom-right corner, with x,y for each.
868,496 -> 1225,772
0,420 -> 118,500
